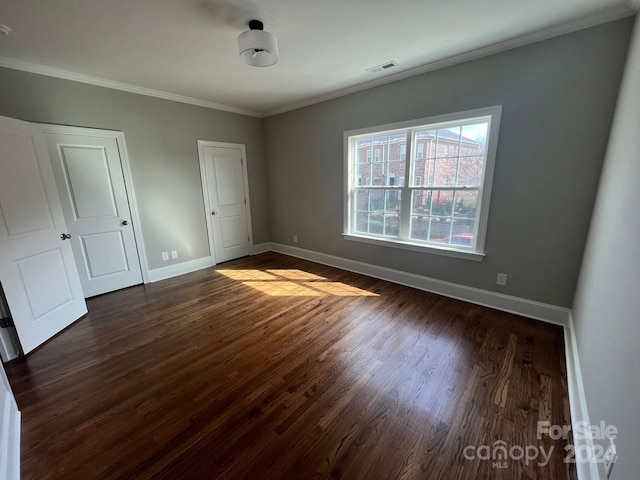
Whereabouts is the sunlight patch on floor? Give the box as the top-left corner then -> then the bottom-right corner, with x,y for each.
218,270 -> 279,281
309,282 -> 378,296
265,269 -> 326,281
217,269 -> 378,297
243,281 -> 323,296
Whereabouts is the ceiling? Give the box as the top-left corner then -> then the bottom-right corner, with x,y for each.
0,0 -> 637,117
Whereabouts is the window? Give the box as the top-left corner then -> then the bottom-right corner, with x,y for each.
344,106 -> 501,258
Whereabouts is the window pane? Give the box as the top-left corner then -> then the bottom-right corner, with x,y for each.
355,162 -> 372,186
388,134 -> 406,186
388,134 -> 406,161
433,158 -> 457,186
413,158 -> 426,186
356,139 -> 372,164
355,189 -> 370,212
454,190 -> 478,221
416,129 -> 437,158
461,123 -> 488,156
410,190 -> 428,240
457,157 -> 483,186
430,190 -> 453,219
354,189 -> 400,238
410,190 -> 454,241
437,127 -> 460,158
355,211 -> 369,234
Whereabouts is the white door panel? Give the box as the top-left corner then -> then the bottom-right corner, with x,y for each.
199,143 -> 252,264
214,158 -> 238,205
0,115 -> 87,354
80,231 -> 129,277
15,248 -> 74,318
220,216 -> 244,248
0,132 -> 54,235
45,132 -> 142,297
60,145 -> 118,218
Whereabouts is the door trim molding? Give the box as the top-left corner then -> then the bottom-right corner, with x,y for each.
1,364 -> 20,480
197,140 -> 253,265
39,124 -> 150,284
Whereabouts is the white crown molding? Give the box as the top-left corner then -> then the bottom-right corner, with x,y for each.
0,4 -> 635,120
263,4 -> 636,117
0,56 -> 262,118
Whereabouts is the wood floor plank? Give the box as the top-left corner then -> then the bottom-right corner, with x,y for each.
4,252 -> 576,480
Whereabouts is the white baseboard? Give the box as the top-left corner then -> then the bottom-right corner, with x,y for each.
564,314 -> 599,480
147,256 -> 214,283
269,243 -> 570,326
252,242 -> 272,255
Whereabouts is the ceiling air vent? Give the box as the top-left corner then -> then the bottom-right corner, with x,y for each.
367,61 -> 398,74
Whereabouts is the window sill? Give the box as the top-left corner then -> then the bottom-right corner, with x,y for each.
342,233 -> 485,261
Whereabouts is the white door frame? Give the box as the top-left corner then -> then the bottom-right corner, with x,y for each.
40,124 -> 150,284
197,140 -> 253,265
0,362 -> 20,480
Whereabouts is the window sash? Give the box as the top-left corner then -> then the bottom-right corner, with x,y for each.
345,106 -> 501,256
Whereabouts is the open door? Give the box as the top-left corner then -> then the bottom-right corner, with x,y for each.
0,115 -> 87,354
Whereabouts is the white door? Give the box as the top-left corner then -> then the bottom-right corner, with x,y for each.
199,142 -> 252,263
0,363 -> 20,480
44,131 -> 143,298
0,115 -> 87,354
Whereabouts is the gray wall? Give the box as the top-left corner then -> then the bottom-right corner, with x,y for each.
0,68 -> 268,270
572,14 -> 640,480
263,18 -> 634,307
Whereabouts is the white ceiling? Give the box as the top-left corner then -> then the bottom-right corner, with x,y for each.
0,0 -> 637,117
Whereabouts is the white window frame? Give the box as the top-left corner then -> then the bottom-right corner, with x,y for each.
343,106 -> 502,260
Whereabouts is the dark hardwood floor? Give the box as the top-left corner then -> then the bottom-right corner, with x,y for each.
5,252 -> 576,479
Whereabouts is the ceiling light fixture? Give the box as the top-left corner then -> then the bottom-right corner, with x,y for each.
238,20 -> 278,67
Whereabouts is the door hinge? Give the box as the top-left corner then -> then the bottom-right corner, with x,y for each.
0,316 -> 14,328
241,158 -> 244,165
244,198 -> 247,205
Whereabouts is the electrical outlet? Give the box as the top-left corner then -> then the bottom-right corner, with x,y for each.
496,273 -> 507,286
293,235 -> 298,244
171,250 -> 178,259
161,252 -> 169,261
604,438 -> 617,479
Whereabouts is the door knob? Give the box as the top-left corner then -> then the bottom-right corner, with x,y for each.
121,220 -> 129,226
60,233 -> 71,240
211,211 -> 217,215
